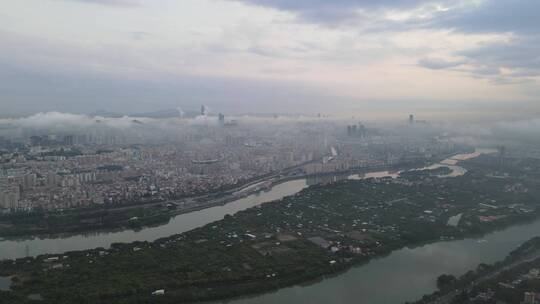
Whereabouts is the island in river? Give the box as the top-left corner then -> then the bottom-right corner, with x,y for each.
1,154 -> 540,304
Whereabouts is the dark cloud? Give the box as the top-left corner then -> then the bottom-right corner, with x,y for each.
234,0 -> 432,24
432,0 -> 540,35
453,35 -> 540,81
416,1 -> 540,83
236,0 -> 540,36
458,37 -> 540,72
235,0 -> 540,84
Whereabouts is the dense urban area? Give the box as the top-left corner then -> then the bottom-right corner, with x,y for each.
0,112 -> 463,236
1,111 -> 540,304
1,135 -> 540,303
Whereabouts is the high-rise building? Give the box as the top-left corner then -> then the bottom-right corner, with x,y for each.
523,292 -> 535,304
498,145 -> 506,169
218,113 -> 225,125
64,135 -> 75,146
409,114 -> 414,124
47,172 -> 59,188
23,174 -> 37,190
0,187 -> 20,210
358,124 -> 367,138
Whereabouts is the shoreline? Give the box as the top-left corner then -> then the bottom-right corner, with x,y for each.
0,156 -> 447,241
1,152 -> 537,303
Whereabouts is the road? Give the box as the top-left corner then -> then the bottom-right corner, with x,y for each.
427,249 -> 540,304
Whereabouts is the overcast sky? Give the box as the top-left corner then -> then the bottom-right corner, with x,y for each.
0,0 -> 539,118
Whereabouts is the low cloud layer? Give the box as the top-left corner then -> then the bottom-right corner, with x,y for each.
2,111 -> 540,143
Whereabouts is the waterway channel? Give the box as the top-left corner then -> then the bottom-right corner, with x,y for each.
0,149 -> 496,262
3,148 -> 531,304
226,218 -> 540,304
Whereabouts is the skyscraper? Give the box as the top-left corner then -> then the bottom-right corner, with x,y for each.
409,114 -> 414,124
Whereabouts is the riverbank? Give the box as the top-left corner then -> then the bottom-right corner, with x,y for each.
412,237 -> 540,304
0,153 -> 452,240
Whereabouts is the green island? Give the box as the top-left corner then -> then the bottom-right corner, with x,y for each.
1,154 -> 540,303
413,237 -> 540,304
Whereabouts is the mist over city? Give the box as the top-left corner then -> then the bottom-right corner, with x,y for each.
1,1 -> 540,304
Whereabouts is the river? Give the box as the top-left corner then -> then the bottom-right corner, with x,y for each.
0,149 -> 496,261
226,218 -> 540,304
0,179 -> 308,260
3,148 -> 532,304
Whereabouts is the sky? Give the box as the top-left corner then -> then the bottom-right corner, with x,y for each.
0,0 -> 539,118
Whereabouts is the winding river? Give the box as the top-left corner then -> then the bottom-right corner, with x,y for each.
0,179 -> 308,260
226,218 -> 540,304
2,148 -> 535,304
0,149 -> 495,260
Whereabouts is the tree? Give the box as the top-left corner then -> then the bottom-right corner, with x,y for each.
437,274 -> 457,290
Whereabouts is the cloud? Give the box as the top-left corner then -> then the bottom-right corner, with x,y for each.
12,112 -> 148,130
237,0 -> 540,36
415,1 -> 540,82
60,0 -> 141,6
418,57 -> 465,70
233,0 -> 433,24
2,0 -> 539,113
0,54 -> 352,116
129,31 -> 153,40
235,0 -> 540,85
490,119 -> 540,144
0,111 -> 334,142
455,36 -> 540,81
431,0 -> 540,35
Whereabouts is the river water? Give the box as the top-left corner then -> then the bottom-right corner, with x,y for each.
227,218 -> 540,304
2,148 -> 533,304
0,150 -> 495,260
0,179 -> 308,260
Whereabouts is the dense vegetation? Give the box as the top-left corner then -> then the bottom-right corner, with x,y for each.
0,203 -> 172,237
1,155 -> 540,303
413,237 -> 540,304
